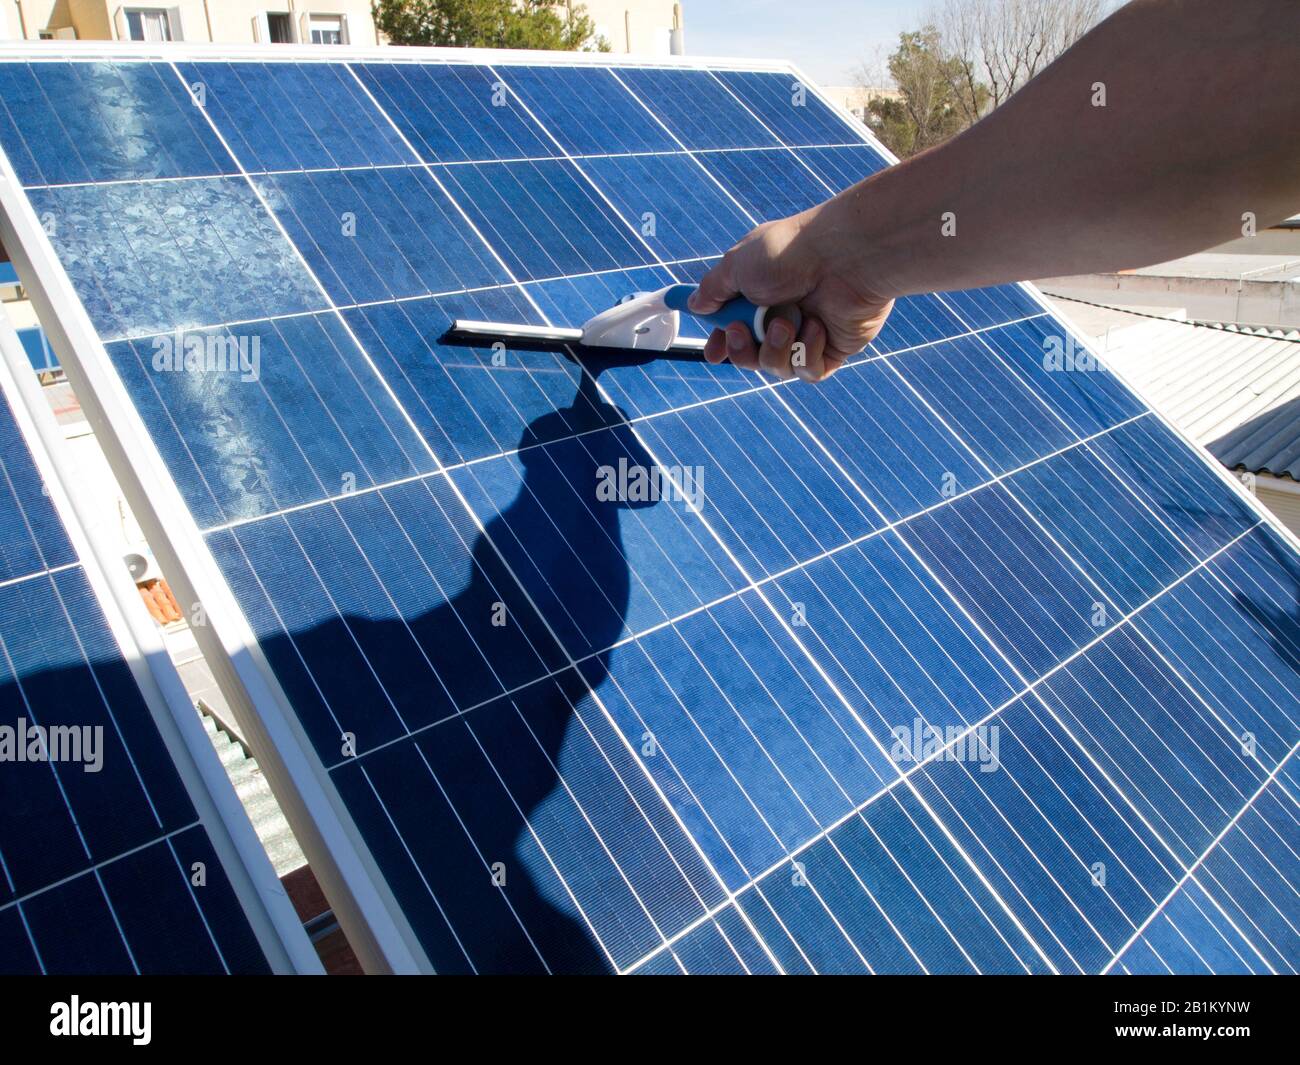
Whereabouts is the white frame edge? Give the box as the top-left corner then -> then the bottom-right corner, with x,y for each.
0,318 -> 322,974
0,108 -> 429,975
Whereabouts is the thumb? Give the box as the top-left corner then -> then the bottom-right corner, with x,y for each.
688,256 -> 738,314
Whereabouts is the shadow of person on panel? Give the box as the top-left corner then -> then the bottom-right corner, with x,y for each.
443,364 -> 661,974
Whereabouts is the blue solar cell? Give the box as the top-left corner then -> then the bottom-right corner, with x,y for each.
616,68 -> 780,150
452,425 -> 744,657
107,313 -> 435,529
901,485 -> 1104,679
1089,416 -> 1260,560
868,294 -> 968,354
345,289 -> 621,467
778,357 -> 987,523
437,158 -> 653,280
256,167 -> 507,303
1113,874 -> 1269,974
580,153 -> 751,260
179,61 -> 410,172
585,655 -> 790,886
29,178 -> 323,339
665,919 -> 747,974
0,393 -> 74,581
632,950 -> 681,974
783,835 -> 928,974
745,856 -> 871,974
19,870 -> 138,975
714,71 -> 866,147
352,62 -> 558,163
794,144 -> 890,189
816,802 -> 1043,974
893,329 -> 1079,474
770,531 -> 1020,750
1135,529 -> 1300,773
634,387 -> 879,575
95,829 -> 266,974
698,147 -> 830,220
0,571 -> 196,882
939,284 -> 1047,329
1188,783 -> 1300,972
741,787 -> 1049,973
0,61 -> 234,185
913,694 -> 1180,974
1037,627 -> 1267,866
207,475 -> 565,760
982,316 -> 1148,437
332,667 -> 726,974
499,65 -> 678,156
0,386 -> 276,974
0,906 -> 40,974
1005,432 -> 1198,613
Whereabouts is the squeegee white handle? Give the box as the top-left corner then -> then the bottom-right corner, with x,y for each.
661,284 -> 801,343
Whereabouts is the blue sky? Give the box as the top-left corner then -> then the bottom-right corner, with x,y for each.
684,0 -> 928,85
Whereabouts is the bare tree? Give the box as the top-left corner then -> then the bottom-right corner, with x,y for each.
931,0 -> 1108,115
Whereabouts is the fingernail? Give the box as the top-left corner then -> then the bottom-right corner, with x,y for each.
768,320 -> 792,347
726,328 -> 746,353
795,364 -> 816,382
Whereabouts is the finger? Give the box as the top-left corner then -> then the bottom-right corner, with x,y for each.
821,351 -> 848,380
791,317 -> 826,382
758,315 -> 796,380
704,328 -> 727,364
723,322 -> 760,371
688,255 -> 738,314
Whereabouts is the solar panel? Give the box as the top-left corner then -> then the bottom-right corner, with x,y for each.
0,324 -> 317,974
1,45 -> 1298,975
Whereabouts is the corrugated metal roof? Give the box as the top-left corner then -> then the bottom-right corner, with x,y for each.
1211,397 -> 1300,481
1048,298 -> 1300,481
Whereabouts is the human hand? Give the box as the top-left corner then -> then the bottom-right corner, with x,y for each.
689,207 -> 895,382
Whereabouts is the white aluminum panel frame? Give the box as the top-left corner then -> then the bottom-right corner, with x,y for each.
0,317 -> 322,974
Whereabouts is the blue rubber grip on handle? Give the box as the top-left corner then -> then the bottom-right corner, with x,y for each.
662,283 -> 765,340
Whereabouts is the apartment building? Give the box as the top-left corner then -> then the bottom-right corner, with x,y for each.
0,1 -> 684,53
0,1 -> 378,45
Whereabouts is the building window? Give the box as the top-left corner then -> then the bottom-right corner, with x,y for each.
308,15 -> 345,45
124,8 -> 173,42
266,12 -> 293,43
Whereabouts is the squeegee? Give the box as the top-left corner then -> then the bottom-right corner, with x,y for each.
450,283 -> 801,353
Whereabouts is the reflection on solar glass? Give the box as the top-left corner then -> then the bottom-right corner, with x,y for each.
1,54 -> 1297,975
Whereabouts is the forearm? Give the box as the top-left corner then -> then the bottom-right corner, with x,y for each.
812,0 -> 1300,299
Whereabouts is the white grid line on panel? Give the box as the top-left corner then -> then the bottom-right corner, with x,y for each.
1101,742 -> 1300,973
11,50 -> 1294,973
342,60 -> 787,974
19,143 -> 868,193
622,522 -> 1261,974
